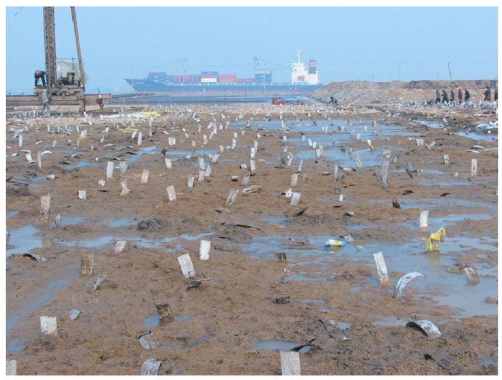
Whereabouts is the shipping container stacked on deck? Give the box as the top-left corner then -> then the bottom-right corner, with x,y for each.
200,71 -> 219,83
129,54 -> 321,91
182,75 -> 200,84
254,71 -> 272,84
218,74 -> 237,83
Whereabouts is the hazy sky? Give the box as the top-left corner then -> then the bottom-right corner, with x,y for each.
6,6 -> 498,93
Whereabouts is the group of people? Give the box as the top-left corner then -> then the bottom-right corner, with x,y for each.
434,86 -> 498,105
482,86 -> 498,102
434,88 -> 471,105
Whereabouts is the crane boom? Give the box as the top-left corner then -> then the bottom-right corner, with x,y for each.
71,6 -> 85,89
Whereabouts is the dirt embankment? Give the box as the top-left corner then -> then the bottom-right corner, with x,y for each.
315,80 -> 498,106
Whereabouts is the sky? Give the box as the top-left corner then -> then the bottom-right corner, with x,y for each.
6,6 -> 498,93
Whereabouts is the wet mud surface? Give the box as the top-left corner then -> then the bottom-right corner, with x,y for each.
5,103 -> 498,374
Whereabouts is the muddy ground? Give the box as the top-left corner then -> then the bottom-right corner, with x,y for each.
5,101 -> 498,375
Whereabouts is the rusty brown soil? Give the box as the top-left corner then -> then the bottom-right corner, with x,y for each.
5,101 -> 498,375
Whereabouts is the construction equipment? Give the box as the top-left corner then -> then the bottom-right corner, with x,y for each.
35,6 -> 86,112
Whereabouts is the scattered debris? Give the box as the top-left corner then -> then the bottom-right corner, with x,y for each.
69,309 -> 81,320
394,272 -> 424,299
113,240 -> 127,254
140,358 -> 161,375
406,320 -> 441,339
186,279 -> 202,290
275,252 -> 287,263
80,253 -> 95,276
199,240 -> 211,261
155,303 -> 174,323
22,252 -> 47,262
273,296 -> 291,304
92,275 -> 107,291
373,252 -> 390,287
325,239 -> 345,248
280,351 -> 301,375
6,360 -> 17,375
40,316 -> 58,335
242,185 -> 262,194
464,267 -> 480,285
139,332 -> 158,350
137,218 -> 163,231
178,254 -> 196,279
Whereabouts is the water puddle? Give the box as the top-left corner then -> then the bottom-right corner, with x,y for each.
7,265 -> 80,336
7,210 -> 19,219
456,131 -> 497,143
7,338 -> 27,353
57,232 -> 213,250
233,119 -> 417,139
242,233 -> 497,317
283,272 -> 336,283
418,175 -> 471,188
105,217 -> 137,229
59,215 -> 87,226
416,213 -> 494,231
7,225 -> 43,256
163,148 -> 217,160
295,146 -> 385,167
359,239 -> 497,317
144,313 -> 161,329
415,119 -> 445,129
242,234 -> 350,263
255,339 -> 312,353
393,198 -> 495,212
233,119 -> 325,133
144,312 -> 193,327
63,160 -> 98,171
55,215 -> 137,229
126,146 -> 159,165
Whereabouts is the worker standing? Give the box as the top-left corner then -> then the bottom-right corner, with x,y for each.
484,86 -> 491,102
96,93 -> 104,111
441,89 -> 449,104
464,89 -> 471,103
457,88 -> 463,104
450,89 -> 455,105
34,70 -> 47,87
435,89 -> 441,104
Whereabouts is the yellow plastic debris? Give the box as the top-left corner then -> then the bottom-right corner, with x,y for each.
325,239 -> 345,248
429,227 -> 446,242
143,111 -> 160,118
425,237 -> 440,252
426,227 -> 446,252
121,127 -> 138,134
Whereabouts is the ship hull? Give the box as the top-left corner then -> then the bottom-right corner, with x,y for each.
125,79 -> 322,96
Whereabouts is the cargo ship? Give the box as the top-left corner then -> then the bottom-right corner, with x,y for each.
125,52 -> 322,96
